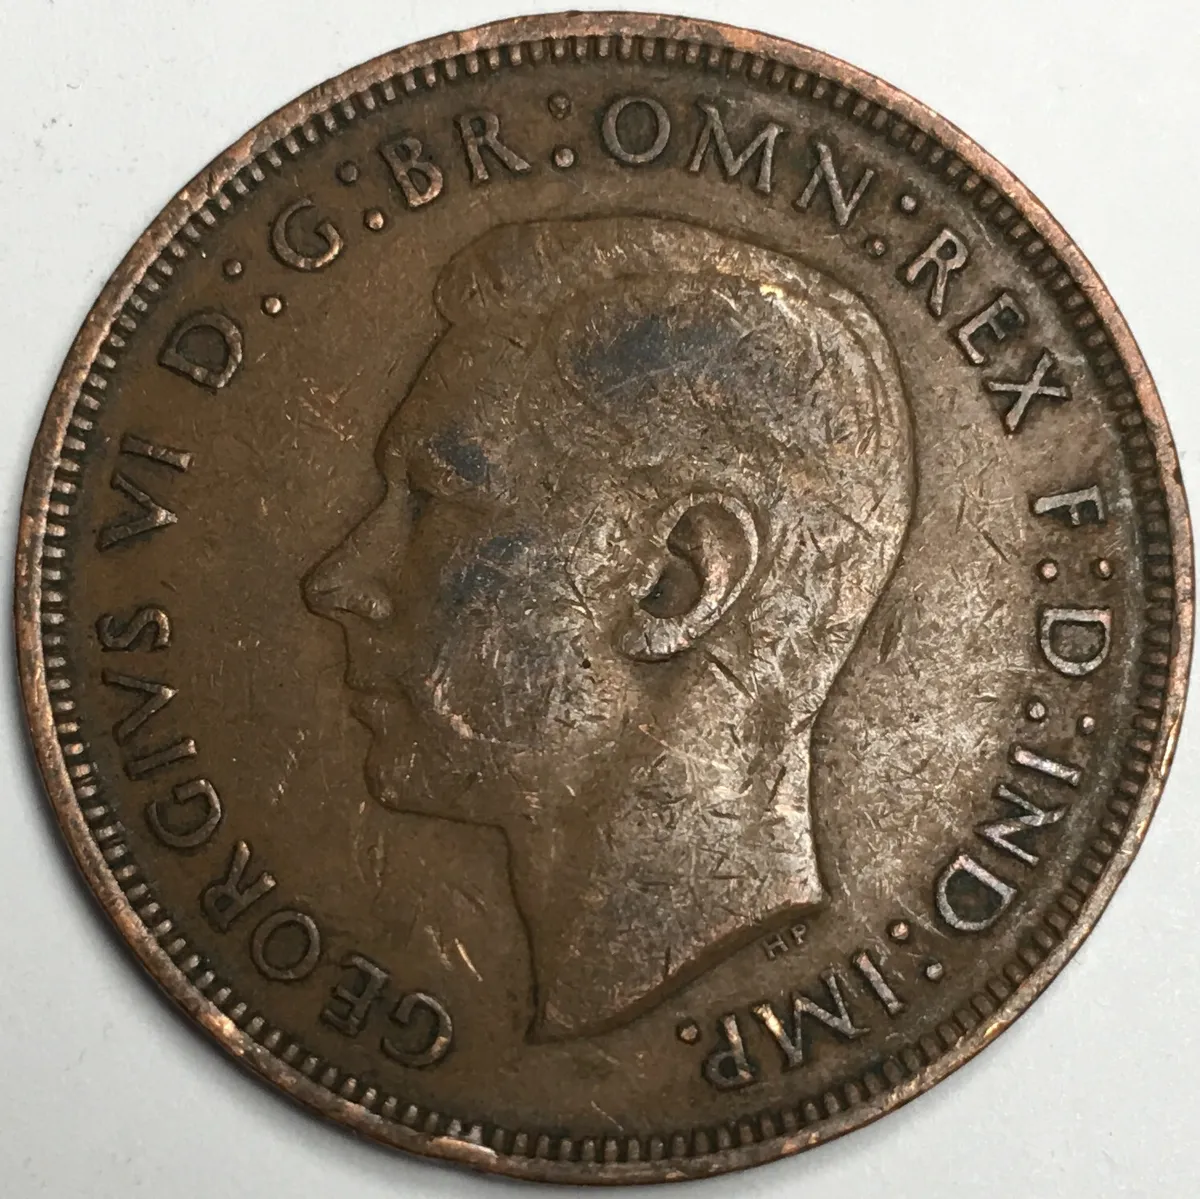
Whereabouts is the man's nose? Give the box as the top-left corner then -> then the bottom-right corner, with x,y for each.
303,521 -> 395,624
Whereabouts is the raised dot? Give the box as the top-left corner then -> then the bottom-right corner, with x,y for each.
676,1021 -> 700,1045
1095,558 -> 1114,579
547,92 -> 572,119
262,295 -> 284,317
222,259 -> 244,280
899,194 -> 919,214
364,209 -> 387,231
865,236 -> 887,258
924,961 -> 945,982
1038,559 -> 1059,582
336,160 -> 360,185
552,146 -> 577,170
888,920 -> 910,943
1078,715 -> 1097,736
1025,698 -> 1048,723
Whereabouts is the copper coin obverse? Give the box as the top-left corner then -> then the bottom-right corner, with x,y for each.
14,10 -> 1192,1186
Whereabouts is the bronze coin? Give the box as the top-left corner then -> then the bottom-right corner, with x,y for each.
14,11 -> 1191,1186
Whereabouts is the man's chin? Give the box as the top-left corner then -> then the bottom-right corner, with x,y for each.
364,743 -> 418,812
352,696 -> 429,810
362,738 -> 450,819
362,741 -> 502,831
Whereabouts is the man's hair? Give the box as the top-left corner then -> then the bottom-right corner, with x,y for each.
434,217 -> 915,712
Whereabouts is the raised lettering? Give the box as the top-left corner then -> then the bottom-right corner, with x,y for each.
102,671 -> 176,743
270,197 -> 344,271
601,96 -> 672,166
97,473 -> 177,551
96,606 -> 171,652
977,782 -> 1065,867
935,853 -> 1017,933
955,292 -> 1027,365
1039,607 -> 1112,678
382,992 -> 454,1068
1010,744 -> 1083,788
987,350 -> 1069,433
457,112 -> 532,183
762,931 -> 789,961
904,228 -> 969,318
146,778 -> 223,850
795,140 -> 876,227
701,1013 -> 758,1090
321,953 -> 391,1037
120,435 -> 192,472
852,951 -> 906,1016
379,136 -> 445,207
762,923 -> 806,960
201,841 -> 277,932
688,102 -> 785,194
1032,485 -> 1107,527
125,738 -> 197,780
158,309 -> 243,391
250,909 -> 322,982
752,970 -> 867,1070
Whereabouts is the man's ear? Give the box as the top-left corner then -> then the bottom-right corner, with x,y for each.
618,492 -> 759,662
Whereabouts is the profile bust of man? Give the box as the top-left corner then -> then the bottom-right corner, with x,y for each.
305,217 -> 914,1042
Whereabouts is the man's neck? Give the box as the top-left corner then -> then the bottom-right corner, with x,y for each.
517,734 -> 825,1042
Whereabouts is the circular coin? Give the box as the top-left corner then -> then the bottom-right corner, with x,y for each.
15,11 -> 1192,1185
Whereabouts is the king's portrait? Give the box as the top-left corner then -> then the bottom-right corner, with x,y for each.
304,216 -> 914,1042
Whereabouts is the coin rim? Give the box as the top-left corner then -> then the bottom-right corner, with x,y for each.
13,10 -> 1194,1185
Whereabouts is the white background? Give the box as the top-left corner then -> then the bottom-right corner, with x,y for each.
1,2 -> 1197,1196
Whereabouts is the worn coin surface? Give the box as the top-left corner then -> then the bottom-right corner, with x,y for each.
14,10 -> 1192,1185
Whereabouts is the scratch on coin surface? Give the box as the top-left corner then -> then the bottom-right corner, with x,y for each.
455,938 -> 483,982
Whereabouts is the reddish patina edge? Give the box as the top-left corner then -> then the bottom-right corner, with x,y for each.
13,12 -> 1193,1184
